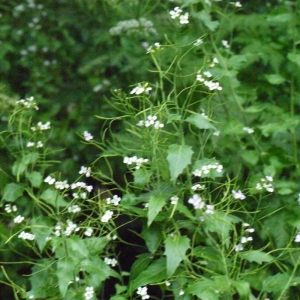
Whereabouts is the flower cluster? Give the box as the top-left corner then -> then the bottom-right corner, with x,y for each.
146,42 -> 162,54
68,204 -> 81,213
196,70 -> 222,91
136,286 -> 150,300
234,223 -> 255,252
84,227 -> 93,237
170,196 -> 179,205
14,215 -> 25,223
136,115 -> 164,129
16,96 -> 39,110
101,210 -> 114,223
4,204 -> 17,213
83,131 -> 93,141
169,7 -> 189,24
31,121 -> 51,131
109,18 -> 157,37
192,184 -> 205,191
54,220 -> 80,237
232,189 -> 246,200
106,195 -> 121,206
79,166 -> 91,177
27,141 -> 44,148
84,287 -> 94,300
243,126 -> 254,134
130,83 -> 152,95
192,162 -> 223,177
71,181 -> 93,193
104,257 -> 118,267
124,156 -> 149,170
256,176 -> 274,193
18,231 -> 35,240
188,194 -> 214,214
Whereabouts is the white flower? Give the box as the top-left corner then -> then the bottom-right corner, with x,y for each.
36,141 -> 43,148
84,286 -> 94,300
205,204 -> 214,214
123,156 -> 148,169
232,190 -> 246,200
37,121 -> 51,130
222,40 -> 230,49
18,231 -> 35,240
230,1 -> 242,7
170,7 -> 182,19
64,220 -> 80,236
68,205 -> 81,213
245,228 -> 255,233
27,141 -> 35,147
188,194 -> 205,209
14,215 -> 24,223
170,196 -> 179,204
194,38 -> 203,46
179,13 -> 189,24
234,243 -> 244,252
106,195 -> 121,206
101,210 -> 114,223
241,236 -> 253,243
4,204 -> 17,213
84,227 -> 93,237
295,232 -> 300,242
55,180 -> 69,190
130,83 -> 152,95
137,286 -> 150,300
179,289 -> 185,296
83,131 -> 93,141
79,166 -> 91,177
243,126 -> 254,134
104,257 -> 118,267
192,184 -> 205,191
44,175 -> 56,185
256,176 -> 274,192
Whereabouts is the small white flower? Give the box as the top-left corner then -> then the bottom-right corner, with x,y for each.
234,243 -> 244,252
165,281 -> 171,286
18,231 -> 35,240
14,215 -> 24,223
179,289 -> 185,296
44,175 -> 56,185
64,220 -> 80,236
5,204 -> 17,213
192,184 -> 205,191
205,204 -> 214,214
36,141 -> 43,148
106,195 -> 121,206
179,13 -> 189,24
101,210 -> 114,223
84,286 -> 94,300
130,83 -> 152,95
194,38 -> 203,46
104,257 -> 118,267
79,166 -> 91,177
170,7 -> 182,19
232,190 -> 246,200
83,131 -> 93,141
55,180 -> 69,190
68,205 -> 81,213
295,232 -> 300,242
84,227 -> 93,237
188,194 -> 205,209
222,40 -> 230,49
243,126 -> 254,134
170,196 -> 179,204
241,236 -> 253,243
230,1 -> 242,7
136,286 -> 150,300
27,141 -> 35,147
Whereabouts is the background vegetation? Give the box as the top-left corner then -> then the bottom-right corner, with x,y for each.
1,0 -> 300,299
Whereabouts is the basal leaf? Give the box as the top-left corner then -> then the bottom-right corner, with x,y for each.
164,235 -> 190,277
167,144 -> 193,181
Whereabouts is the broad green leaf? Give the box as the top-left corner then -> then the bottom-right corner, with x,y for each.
164,235 -> 190,277
141,222 -> 163,253
240,150 -> 259,166
129,257 -> 166,294
129,253 -> 153,282
232,280 -> 251,299
31,216 -> 53,252
84,237 -> 109,256
267,13 -> 292,23
167,114 -> 181,123
193,10 -> 219,31
239,250 -> 274,264
264,74 -> 285,85
186,279 -> 219,300
2,183 -> 24,202
167,144 -> 193,181
26,171 -> 43,188
133,168 -> 152,188
262,273 -> 290,293
185,114 -> 216,130
287,52 -> 300,67
40,188 -> 68,207
67,236 -> 89,259
148,195 -> 166,226
57,257 -> 75,297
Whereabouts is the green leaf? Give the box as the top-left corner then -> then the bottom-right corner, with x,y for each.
164,235 -> 190,277
26,171 -> 43,188
84,237 -> 109,256
287,52 -> 300,67
40,188 -> 69,207
31,216 -> 53,252
167,144 -> 193,181
129,253 -> 153,282
148,195 -> 166,226
240,150 -> 259,166
265,74 -> 285,85
232,280 -> 251,299
267,13 -> 292,23
185,114 -> 216,130
129,258 -> 166,294
186,279 -> 219,300
2,183 -> 24,202
262,273 -> 290,293
133,168 -> 152,188
57,257 -> 75,297
239,250 -> 274,264
141,222 -> 163,253
193,10 -> 219,31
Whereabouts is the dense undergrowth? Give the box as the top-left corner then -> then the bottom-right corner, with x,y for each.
1,0 -> 300,299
